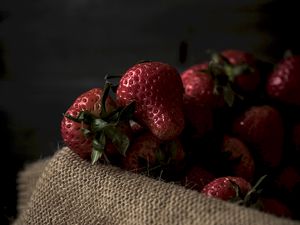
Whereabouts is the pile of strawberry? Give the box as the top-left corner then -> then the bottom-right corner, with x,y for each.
60,50 -> 300,220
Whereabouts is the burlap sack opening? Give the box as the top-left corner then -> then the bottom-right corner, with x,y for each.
13,147 -> 300,225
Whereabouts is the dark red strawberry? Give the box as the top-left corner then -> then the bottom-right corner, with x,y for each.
221,135 -> 255,182
182,98 -> 213,138
181,62 -> 218,108
182,166 -> 215,192
275,166 -> 300,193
267,55 -> 300,105
221,49 -> 260,92
61,86 -> 132,164
201,176 -> 251,201
232,105 -> 284,168
116,61 -> 185,141
122,132 -> 185,175
181,63 -> 218,137
261,198 -> 292,218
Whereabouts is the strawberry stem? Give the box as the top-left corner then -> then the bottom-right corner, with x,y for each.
100,82 -> 112,118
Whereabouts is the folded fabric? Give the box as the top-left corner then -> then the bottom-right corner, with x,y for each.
13,147 -> 300,225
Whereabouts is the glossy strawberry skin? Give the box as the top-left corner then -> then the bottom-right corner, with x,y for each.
267,56 -> 300,105
233,105 -> 284,168
221,49 -> 260,92
181,63 -> 217,108
222,135 -> 255,182
202,176 -> 251,201
116,62 -> 185,141
122,132 -> 185,174
122,132 -> 160,172
61,88 -> 116,159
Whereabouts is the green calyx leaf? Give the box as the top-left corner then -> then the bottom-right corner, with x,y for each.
156,141 -> 179,166
65,111 -> 95,124
233,175 -> 268,208
91,149 -> 103,165
155,149 -> 166,163
91,118 -> 108,132
105,101 -> 136,124
229,180 -> 244,203
64,85 -> 135,164
91,132 -> 106,164
103,125 -> 130,156
223,85 -> 235,107
224,64 -> 254,82
117,101 -> 136,121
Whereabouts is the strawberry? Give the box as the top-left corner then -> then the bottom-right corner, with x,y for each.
266,55 -> 300,105
201,176 -> 251,201
221,135 -> 255,182
181,62 -> 217,108
182,98 -> 213,138
122,132 -> 185,177
61,86 -> 133,164
116,61 -> 185,140
260,198 -> 292,218
232,105 -> 284,168
182,166 -> 215,192
220,49 -> 260,93
275,166 -> 300,193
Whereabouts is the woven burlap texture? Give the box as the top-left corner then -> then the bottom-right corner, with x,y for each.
15,158 -> 48,214
13,147 -> 300,225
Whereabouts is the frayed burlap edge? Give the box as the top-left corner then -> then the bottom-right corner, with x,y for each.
13,147 -> 300,225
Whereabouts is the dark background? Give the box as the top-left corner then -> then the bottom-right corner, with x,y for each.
1,0 -> 299,224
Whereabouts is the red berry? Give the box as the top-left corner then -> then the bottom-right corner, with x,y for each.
221,49 -> 260,92
122,132 -> 185,174
181,63 -> 218,108
116,62 -> 185,140
233,105 -> 284,168
267,55 -> 300,105
202,176 -> 251,201
222,135 -> 255,182
61,88 -> 116,159
61,87 -> 131,164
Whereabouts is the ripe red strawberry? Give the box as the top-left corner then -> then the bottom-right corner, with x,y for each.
275,166 -> 300,193
260,198 -> 292,218
122,132 -> 185,175
116,61 -> 185,141
182,166 -> 215,192
232,105 -> 284,168
61,87 -> 132,164
221,135 -> 255,182
182,98 -> 213,138
266,55 -> 300,105
201,176 -> 251,201
181,62 -> 218,108
221,49 -> 260,92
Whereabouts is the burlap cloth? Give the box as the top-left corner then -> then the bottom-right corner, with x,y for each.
13,147 -> 300,225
